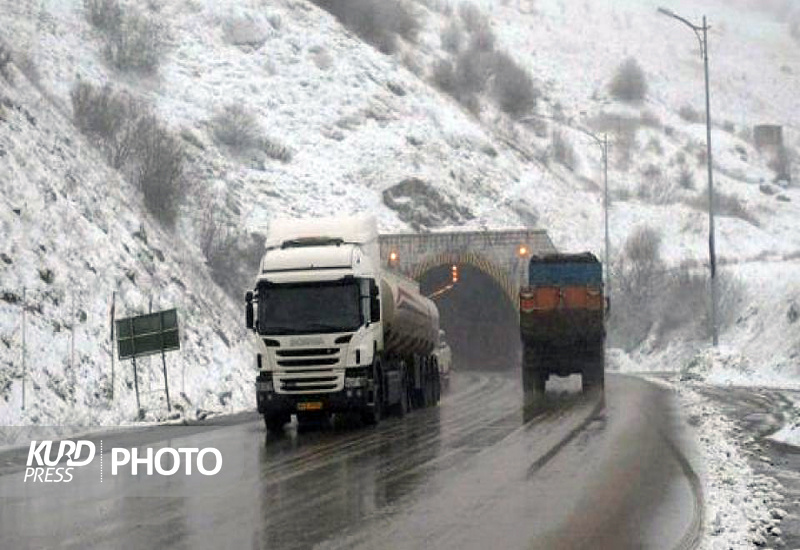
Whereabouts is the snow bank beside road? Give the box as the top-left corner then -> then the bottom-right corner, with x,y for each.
647,377 -> 780,549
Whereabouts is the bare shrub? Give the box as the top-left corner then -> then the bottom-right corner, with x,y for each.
608,57 -> 647,103
624,225 -> 663,273
609,225 -> 665,350
454,46 -> 494,95
210,104 -> 260,150
491,51 -> 537,116
440,20 -> 463,53
635,164 -> 679,205
610,228 -> 744,348
84,0 -> 123,32
131,115 -> 185,226
70,81 -> 143,167
678,103 -> 701,123
431,54 -> 484,113
311,0 -> 422,54
551,130 -> 577,170
431,59 -> 456,92
684,191 -> 758,226
71,80 -> 183,226
206,229 -> 264,300
261,136 -> 293,163
104,10 -> 163,73
656,268 -> 706,340
679,166 -> 695,189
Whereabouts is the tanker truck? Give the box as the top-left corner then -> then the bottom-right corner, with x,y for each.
245,215 -> 441,433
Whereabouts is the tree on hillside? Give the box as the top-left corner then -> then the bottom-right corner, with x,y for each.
609,57 -> 648,103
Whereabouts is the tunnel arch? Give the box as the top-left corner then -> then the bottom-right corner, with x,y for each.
409,251 -> 519,312
416,257 -> 521,372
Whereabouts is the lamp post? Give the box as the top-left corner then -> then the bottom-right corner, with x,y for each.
518,115 -> 611,298
658,7 -> 718,346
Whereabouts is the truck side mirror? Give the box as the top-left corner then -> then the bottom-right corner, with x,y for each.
245,291 -> 254,330
371,298 -> 380,323
369,280 -> 380,322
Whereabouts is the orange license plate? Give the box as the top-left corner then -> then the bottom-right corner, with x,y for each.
297,402 -> 323,411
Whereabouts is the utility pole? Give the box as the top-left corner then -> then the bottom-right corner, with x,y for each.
658,8 -> 718,346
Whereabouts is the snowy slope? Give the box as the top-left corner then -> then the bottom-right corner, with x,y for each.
0,58 -> 255,433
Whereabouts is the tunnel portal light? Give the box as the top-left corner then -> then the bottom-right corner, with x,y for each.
389,251 -> 398,264
518,245 -> 529,257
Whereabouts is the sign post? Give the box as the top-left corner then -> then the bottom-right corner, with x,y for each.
116,308 -> 180,419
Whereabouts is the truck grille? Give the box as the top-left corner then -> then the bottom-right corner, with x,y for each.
276,348 -> 338,357
277,358 -> 338,367
273,346 -> 344,393
280,376 -> 338,392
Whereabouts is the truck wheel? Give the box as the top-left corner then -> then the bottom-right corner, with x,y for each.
532,370 -> 546,395
423,364 -> 434,407
362,360 -> 383,426
523,346 -> 546,396
581,347 -> 605,393
581,361 -> 604,393
390,364 -> 409,418
431,358 -> 441,404
264,413 -> 288,434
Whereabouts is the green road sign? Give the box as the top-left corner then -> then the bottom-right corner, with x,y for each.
116,309 -> 180,360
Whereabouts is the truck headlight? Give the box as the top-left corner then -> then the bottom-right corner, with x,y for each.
257,380 -> 274,392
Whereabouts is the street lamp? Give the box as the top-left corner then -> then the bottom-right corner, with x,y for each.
658,7 -> 718,346
518,114 -> 611,298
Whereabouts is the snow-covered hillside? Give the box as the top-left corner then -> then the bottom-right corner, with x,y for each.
1,0 -> 799,433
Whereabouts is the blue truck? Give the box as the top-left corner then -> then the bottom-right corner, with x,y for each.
519,253 -> 606,395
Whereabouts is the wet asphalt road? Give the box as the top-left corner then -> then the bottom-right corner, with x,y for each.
0,372 -> 702,550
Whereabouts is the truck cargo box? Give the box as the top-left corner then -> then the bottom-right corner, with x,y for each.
520,253 -> 605,345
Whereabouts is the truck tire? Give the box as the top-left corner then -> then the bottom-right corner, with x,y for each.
522,345 -> 546,396
431,357 -> 441,404
423,361 -> 434,407
362,359 -> 383,426
264,413 -> 289,434
581,349 -> 605,393
390,363 -> 409,417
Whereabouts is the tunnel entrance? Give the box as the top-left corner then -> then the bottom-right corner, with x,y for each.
419,263 -> 520,372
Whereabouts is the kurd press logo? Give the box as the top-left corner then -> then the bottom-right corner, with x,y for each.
24,440 -> 222,483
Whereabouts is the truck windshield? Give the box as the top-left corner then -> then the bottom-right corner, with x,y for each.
257,280 -> 362,335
